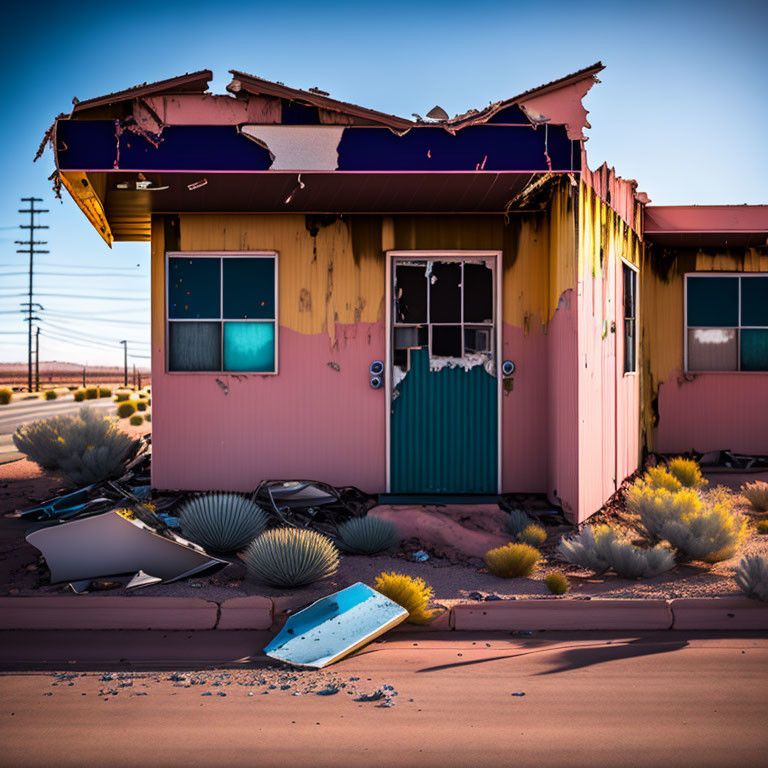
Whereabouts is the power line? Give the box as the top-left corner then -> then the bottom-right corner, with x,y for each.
38,310 -> 150,326
37,319 -> 150,347
0,292 -> 150,301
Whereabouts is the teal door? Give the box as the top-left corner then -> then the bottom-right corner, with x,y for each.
390,257 -> 498,494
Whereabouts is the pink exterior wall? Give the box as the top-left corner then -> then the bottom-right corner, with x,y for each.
656,373 -> 768,455
152,323 -> 387,492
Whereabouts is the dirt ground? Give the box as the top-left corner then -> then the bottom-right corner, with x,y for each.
1,455 -> 767,605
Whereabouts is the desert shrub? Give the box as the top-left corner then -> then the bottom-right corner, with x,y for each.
505,509 -> 532,537
84,386 -> 99,400
116,401 -> 136,418
73,389 -> 86,402
518,523 -> 547,547
373,572 -> 440,624
660,502 -> 746,563
180,493 -> 269,554
44,390 -> 58,400
602,540 -> 676,579
626,486 -> 702,542
756,520 -> 768,535
136,400 -> 147,412
544,572 -> 569,595
644,466 -> 683,492
666,457 -> 707,489
12,406 -> 140,486
556,524 -> 618,572
98,387 -> 112,398
734,555 -> 768,602
129,414 -> 143,426
337,516 -> 399,554
485,542 -> 540,578
114,391 -> 131,402
742,481 -> 768,512
144,413 -> 151,423
244,528 -> 339,587
0,388 -> 11,405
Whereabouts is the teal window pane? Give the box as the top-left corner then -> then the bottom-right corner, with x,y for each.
741,329 -> 768,371
741,277 -> 768,326
168,258 -> 220,319
687,277 -> 738,327
223,258 -> 275,319
169,322 -> 221,371
224,322 -> 275,372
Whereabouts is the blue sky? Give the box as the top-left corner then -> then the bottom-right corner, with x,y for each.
0,0 -> 765,367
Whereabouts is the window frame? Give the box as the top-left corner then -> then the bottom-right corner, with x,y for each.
621,258 -> 639,376
165,250 -> 279,375
684,272 -> 768,374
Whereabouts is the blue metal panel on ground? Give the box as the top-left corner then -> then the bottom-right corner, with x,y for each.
391,348 -> 497,494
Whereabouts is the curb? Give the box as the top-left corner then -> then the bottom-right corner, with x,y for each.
0,596 -> 766,632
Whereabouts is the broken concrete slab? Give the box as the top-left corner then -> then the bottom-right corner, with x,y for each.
670,597 -> 768,630
0,596 -> 218,630
452,598 -> 673,631
217,596 -> 273,630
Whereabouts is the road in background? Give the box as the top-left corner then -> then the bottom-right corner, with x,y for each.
0,395 -> 116,464
1,631 -> 766,767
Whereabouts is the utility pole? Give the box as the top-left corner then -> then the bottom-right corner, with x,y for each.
16,198 -> 48,392
120,340 -> 128,387
34,327 -> 40,392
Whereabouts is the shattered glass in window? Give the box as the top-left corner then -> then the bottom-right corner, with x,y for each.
168,257 -> 220,319
463,263 -> 493,323
429,262 -> 461,323
431,325 -> 462,357
395,265 -> 427,323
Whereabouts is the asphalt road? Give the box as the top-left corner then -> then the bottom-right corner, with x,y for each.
0,395 -> 116,464
1,630 -> 766,768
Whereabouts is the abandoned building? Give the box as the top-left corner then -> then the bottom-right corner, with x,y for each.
44,63 -> 768,522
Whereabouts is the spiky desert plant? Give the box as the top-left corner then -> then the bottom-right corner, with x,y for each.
136,400 -> 148,411
734,555 -> 768,602
129,414 -> 143,426
12,415 -> 67,470
666,457 -> 707,489
660,501 -> 747,563
44,390 -> 58,401
114,391 -> 131,402
373,572 -> 440,624
0,388 -> 12,405
626,486 -> 702,542
556,524 -> 617,572
505,509 -> 532,537
180,493 -> 269,554
337,516 -> 399,554
517,523 -> 547,547
603,540 -> 676,579
84,386 -> 99,400
742,481 -> 768,512
644,466 -> 683,492
756,520 -> 768,535
98,387 -> 112,398
544,572 -> 569,595
485,542 -> 540,578
116,401 -> 136,418
73,389 -> 85,402
244,528 -> 339,587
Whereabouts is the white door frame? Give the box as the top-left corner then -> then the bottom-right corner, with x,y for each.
385,250 -> 503,494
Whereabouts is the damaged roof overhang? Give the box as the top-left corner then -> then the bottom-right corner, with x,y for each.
645,205 -> 768,248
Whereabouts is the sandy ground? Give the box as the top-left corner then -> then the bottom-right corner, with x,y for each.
1,456 -> 767,605
1,632 -> 767,768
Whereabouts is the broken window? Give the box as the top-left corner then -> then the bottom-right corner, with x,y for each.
623,264 -> 637,374
395,265 -> 427,323
685,274 -> 768,372
167,253 -> 278,373
463,263 -> 493,323
431,325 -> 462,357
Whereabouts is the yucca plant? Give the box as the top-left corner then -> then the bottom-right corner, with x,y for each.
0,388 -> 12,405
44,390 -> 58,401
84,386 -> 99,400
129,414 -> 143,426
244,528 -> 339,587
505,509 -> 532,537
73,389 -> 86,402
518,523 -> 547,547
373,572 -> 440,624
13,407 -> 140,486
666,457 -> 707,489
180,493 -> 269,554
556,524 -> 617,572
742,481 -> 768,512
660,502 -> 747,563
116,401 -> 136,418
337,516 -> 399,555
485,542 -> 540,578
544,572 -> 569,595
734,555 -> 768,602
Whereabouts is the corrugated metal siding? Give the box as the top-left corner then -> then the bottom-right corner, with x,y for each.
391,348 -> 497,494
